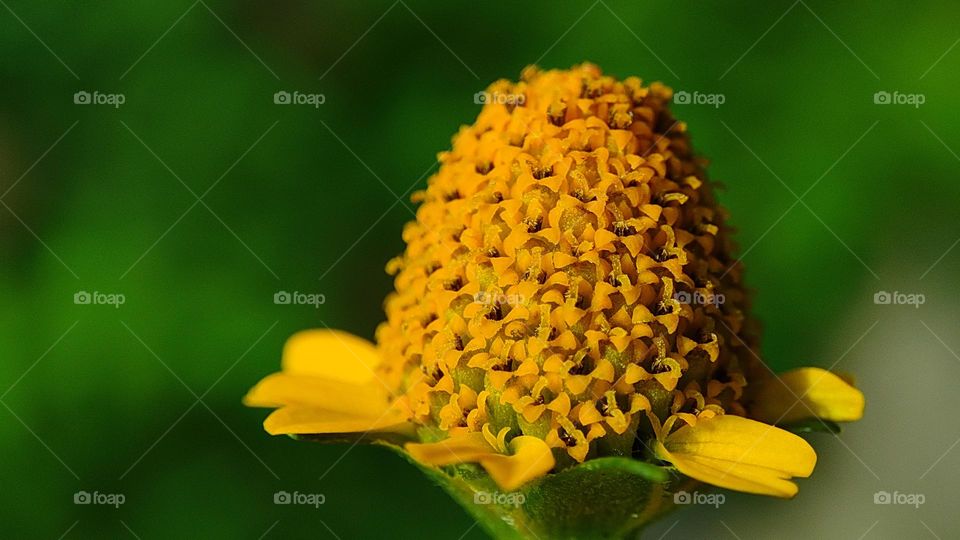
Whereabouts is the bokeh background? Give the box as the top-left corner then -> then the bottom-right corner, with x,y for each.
2,1 -> 958,538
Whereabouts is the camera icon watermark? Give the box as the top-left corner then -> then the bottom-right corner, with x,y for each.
473,490 -> 525,508
473,91 -> 526,106
74,490 -> 126,508
273,90 -> 326,108
873,90 -> 925,108
73,90 -> 126,108
273,490 -> 325,508
873,290 -> 924,308
673,490 -> 725,508
674,290 -> 725,306
74,290 -> 126,308
873,490 -> 925,508
273,290 -> 326,308
473,291 -> 525,306
673,90 -> 725,108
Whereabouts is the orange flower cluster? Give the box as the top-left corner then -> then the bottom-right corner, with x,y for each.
375,64 -> 767,465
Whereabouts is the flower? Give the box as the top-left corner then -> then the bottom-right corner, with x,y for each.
246,64 -> 864,536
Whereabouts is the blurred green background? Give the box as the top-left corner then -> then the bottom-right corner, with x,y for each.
2,1 -> 958,538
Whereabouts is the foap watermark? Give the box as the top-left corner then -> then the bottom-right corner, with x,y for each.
873,91 -> 925,108
274,490 -> 325,508
674,290 -> 725,306
74,490 -> 126,508
74,91 -> 125,108
673,90 -> 725,108
673,490 -> 725,508
473,291 -> 526,306
474,490 -> 525,508
274,90 -> 326,108
474,91 -> 525,106
274,290 -> 326,308
874,490 -> 925,508
874,290 -> 924,308
74,290 -> 126,308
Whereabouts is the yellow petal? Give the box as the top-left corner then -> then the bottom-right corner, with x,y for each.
752,367 -> 865,424
243,373 -> 388,416
656,415 -> 816,498
479,436 -> 555,491
405,434 -> 555,491
282,329 -> 381,384
660,452 -> 802,497
263,405 -> 410,435
405,432 -> 495,466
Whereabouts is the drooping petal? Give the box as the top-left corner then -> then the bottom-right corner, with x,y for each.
752,367 -> 865,425
282,329 -> 381,384
243,372 -> 388,417
655,415 -> 816,498
263,405 -> 411,436
478,436 -> 555,491
405,432 -> 498,466
405,433 -> 555,491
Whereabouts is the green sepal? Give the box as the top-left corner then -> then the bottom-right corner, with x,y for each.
288,428 -> 414,446
782,418 -> 841,434
380,442 -> 688,539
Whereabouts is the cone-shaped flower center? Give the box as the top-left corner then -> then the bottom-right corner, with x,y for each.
375,64 -> 768,464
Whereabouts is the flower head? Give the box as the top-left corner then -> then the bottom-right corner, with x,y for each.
246,64 -> 864,536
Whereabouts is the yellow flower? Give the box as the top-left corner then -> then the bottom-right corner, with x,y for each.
246,64 -> 864,510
